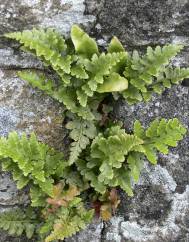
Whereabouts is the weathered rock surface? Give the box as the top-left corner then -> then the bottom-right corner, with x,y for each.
0,0 -> 189,241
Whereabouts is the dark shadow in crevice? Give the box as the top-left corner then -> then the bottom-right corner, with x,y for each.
181,79 -> 189,87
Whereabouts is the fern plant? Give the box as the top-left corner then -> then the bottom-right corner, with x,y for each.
5,25 -> 189,119
0,132 -> 66,198
0,131 -> 93,240
0,208 -> 37,239
39,183 -> 94,242
122,46 -> 189,103
1,24 -> 188,241
76,118 -> 186,195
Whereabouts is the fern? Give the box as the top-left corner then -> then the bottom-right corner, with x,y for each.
0,132 -> 67,198
18,71 -> 55,96
150,66 -> 189,94
0,208 -> 37,239
2,24 -> 188,241
134,118 -> 186,164
5,26 -> 128,120
78,52 -> 128,106
41,204 -> 93,242
39,184 -> 94,242
122,45 -> 189,103
54,87 -> 97,120
66,115 -> 97,165
76,125 -> 144,195
76,119 -> 186,195
107,36 -> 125,53
6,26 -> 188,118
18,70 -> 96,120
5,28 -> 71,83
71,24 -> 99,58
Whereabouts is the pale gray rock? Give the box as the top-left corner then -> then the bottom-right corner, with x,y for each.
120,186 -> 189,242
0,48 -> 42,69
66,219 -> 104,242
138,163 -> 177,194
0,69 -> 66,149
0,0 -> 95,36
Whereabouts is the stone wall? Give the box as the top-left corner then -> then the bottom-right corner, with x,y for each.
0,0 -> 189,241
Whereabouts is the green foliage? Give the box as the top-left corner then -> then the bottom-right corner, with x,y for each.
134,118 -> 187,164
43,205 -> 93,242
76,118 -> 186,195
97,72 -> 128,93
2,24 -> 188,241
76,125 -> 144,195
39,184 -> 94,242
6,25 -> 189,118
107,36 -> 125,53
18,70 -> 96,121
0,208 -> 37,239
79,52 -> 128,104
66,115 -> 97,165
123,45 -> 189,104
0,132 -> 67,200
71,24 -> 99,58
5,26 -> 127,120
5,28 -> 71,82
18,71 -> 55,96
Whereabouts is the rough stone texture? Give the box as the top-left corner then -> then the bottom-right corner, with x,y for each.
65,220 -> 104,242
0,0 -> 95,36
0,0 -> 189,241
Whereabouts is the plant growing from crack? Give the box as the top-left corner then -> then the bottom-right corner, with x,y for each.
0,25 -> 187,241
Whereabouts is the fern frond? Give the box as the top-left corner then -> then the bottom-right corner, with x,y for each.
18,70 -> 96,120
76,118 -> 186,195
71,62 -> 89,79
122,44 -> 185,103
39,186 -> 94,242
76,125 -> 144,194
79,52 -> 128,105
0,132 -> 66,196
18,71 -> 55,95
108,36 -> 125,53
44,206 -> 93,242
134,118 -> 187,164
54,87 -> 95,120
151,66 -> 189,94
97,72 -> 128,93
5,28 -> 72,84
71,24 -> 99,58
127,152 -> 144,182
90,127 -> 144,184
0,208 -> 37,239
66,116 -> 97,165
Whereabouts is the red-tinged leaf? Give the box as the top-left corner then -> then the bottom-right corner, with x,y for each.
109,188 -> 120,214
92,200 -> 102,218
62,184 -> 80,202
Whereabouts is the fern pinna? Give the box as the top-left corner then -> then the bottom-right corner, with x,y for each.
0,25 -> 187,241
